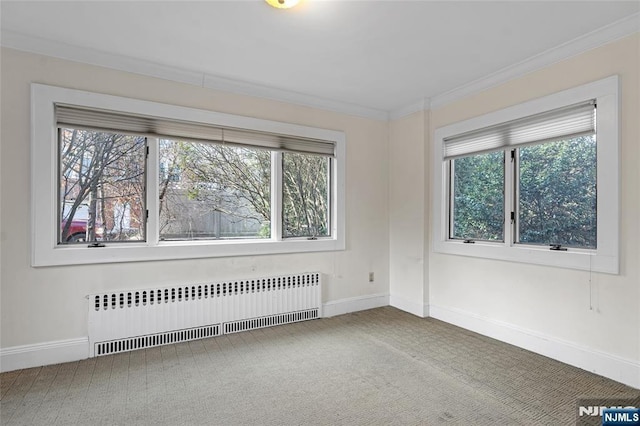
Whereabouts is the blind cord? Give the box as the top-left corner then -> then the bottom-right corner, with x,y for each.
589,254 -> 593,311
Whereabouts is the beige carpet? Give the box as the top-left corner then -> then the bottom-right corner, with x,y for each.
1,307 -> 638,425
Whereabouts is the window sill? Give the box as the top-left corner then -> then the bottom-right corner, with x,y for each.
433,239 -> 617,274
34,238 -> 345,267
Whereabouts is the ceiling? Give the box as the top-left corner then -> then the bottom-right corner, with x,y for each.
1,1 -> 639,117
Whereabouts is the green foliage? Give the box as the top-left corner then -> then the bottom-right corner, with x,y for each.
451,135 -> 596,248
452,151 -> 504,241
519,136 -> 596,248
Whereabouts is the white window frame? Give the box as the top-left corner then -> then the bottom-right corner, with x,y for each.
432,76 -> 619,274
31,84 -> 346,266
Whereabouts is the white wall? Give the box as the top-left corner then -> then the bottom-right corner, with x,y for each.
0,48 -> 390,368
427,34 -> 640,388
388,112 -> 427,317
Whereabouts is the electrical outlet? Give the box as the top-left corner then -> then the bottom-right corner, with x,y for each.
369,272 -> 374,282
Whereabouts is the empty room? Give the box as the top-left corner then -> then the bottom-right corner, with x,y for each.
1,1 -> 639,425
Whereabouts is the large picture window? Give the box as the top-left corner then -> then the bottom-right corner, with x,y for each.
158,140 -> 271,241
433,76 -> 619,274
32,84 -> 346,266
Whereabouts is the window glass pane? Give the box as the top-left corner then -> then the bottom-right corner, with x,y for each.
518,135 -> 596,248
58,128 -> 146,244
283,153 -> 330,238
159,140 -> 270,240
451,152 -> 504,241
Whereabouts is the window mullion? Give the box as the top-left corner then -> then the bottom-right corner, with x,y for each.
448,160 -> 455,240
327,157 -> 333,237
504,149 -> 515,246
512,148 -> 520,246
146,137 -> 160,246
271,151 -> 283,241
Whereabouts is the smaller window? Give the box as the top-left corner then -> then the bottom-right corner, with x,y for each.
450,151 -> 504,242
58,128 -> 146,244
517,135 -> 596,249
432,76 -> 619,274
282,153 -> 331,238
445,100 -> 595,249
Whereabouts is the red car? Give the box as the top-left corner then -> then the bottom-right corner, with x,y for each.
60,202 -> 104,243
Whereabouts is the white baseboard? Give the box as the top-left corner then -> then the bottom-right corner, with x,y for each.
389,295 -> 429,318
0,338 -> 89,373
322,293 -> 389,318
429,304 -> 640,389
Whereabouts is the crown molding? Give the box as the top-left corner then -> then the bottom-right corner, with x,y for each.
0,30 -> 389,121
389,12 -> 639,116
202,74 -> 389,121
2,12 -> 638,122
429,12 -> 639,109
389,98 -> 430,121
1,30 -> 205,86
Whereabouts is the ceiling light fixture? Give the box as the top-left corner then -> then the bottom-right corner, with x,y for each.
265,0 -> 300,9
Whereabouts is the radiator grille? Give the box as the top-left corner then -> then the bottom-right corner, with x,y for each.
88,273 -> 321,357
96,324 -> 221,356
224,309 -> 319,334
93,274 -> 321,311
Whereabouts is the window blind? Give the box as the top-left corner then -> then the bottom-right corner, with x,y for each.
443,100 -> 595,160
55,104 -> 336,157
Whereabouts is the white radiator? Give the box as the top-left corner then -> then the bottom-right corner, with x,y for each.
88,273 -> 322,357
